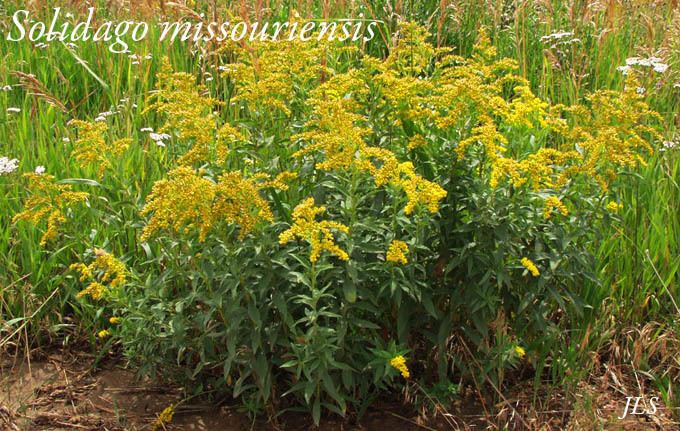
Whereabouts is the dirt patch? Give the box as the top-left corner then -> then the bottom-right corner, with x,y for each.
1,350 -> 678,430
0,351 -> 438,431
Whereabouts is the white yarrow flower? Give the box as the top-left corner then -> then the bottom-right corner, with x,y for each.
541,31 -> 574,43
7,107 -> 20,113
141,127 -> 154,132
660,140 -> 678,152
150,133 -> 171,147
653,63 -> 669,73
35,165 -> 46,174
623,56 -> 670,74
0,157 -> 19,175
1,85 -> 12,92
617,65 -> 631,75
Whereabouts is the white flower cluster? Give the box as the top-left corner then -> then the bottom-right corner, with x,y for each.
128,53 -> 153,65
618,56 -> 669,75
1,85 -> 12,92
541,31 -> 581,48
0,156 -> 19,175
661,138 -> 679,152
140,128 -> 171,147
95,110 -> 117,122
117,97 -> 138,110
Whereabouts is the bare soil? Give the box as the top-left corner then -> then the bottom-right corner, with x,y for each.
1,349 -> 677,430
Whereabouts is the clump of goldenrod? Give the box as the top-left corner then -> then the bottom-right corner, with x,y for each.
151,404 -> 175,431
520,257 -> 540,277
279,197 -> 349,264
70,120 -> 130,177
70,249 -> 127,300
145,58 -> 226,166
386,240 -> 409,264
141,167 -> 292,242
390,355 -> 410,379
386,21 -> 437,76
140,166 -> 216,241
544,196 -> 569,219
12,173 -> 89,246
221,34 -> 335,117
294,102 -> 370,171
606,201 -> 623,212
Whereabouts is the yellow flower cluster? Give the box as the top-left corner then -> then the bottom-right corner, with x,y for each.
151,404 -> 175,431
279,197 -> 349,264
70,120 -> 130,177
70,249 -> 127,300
389,355 -> 410,379
514,345 -> 526,358
606,201 -> 623,212
379,27 -> 661,201
295,100 -> 447,215
12,173 -> 89,246
97,329 -> 110,339
386,21 -> 437,76
293,100 -> 370,171
456,116 -> 508,162
360,149 -> 448,215
386,240 -> 409,264
544,196 -> 569,219
141,166 -> 293,242
146,59 -> 226,165
520,257 -> 540,277
141,166 -> 216,241
407,134 -> 427,150
222,36 -> 331,117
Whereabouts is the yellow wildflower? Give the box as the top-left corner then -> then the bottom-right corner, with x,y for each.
71,249 -> 127,300
145,59 -> 224,166
385,21 -> 436,75
224,37 -> 327,117
12,173 -> 89,247
151,404 -> 175,431
360,148 -> 447,215
70,120 -> 130,177
97,329 -> 110,339
390,355 -> 410,379
514,346 -> 526,358
109,317 -> 121,325
261,171 -> 298,191
141,167 -> 280,242
544,196 -> 569,219
456,116 -> 508,162
606,201 -> 623,212
279,198 -> 349,264
140,166 -> 216,241
386,240 -> 409,265
407,134 -> 427,150
520,257 -> 540,277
